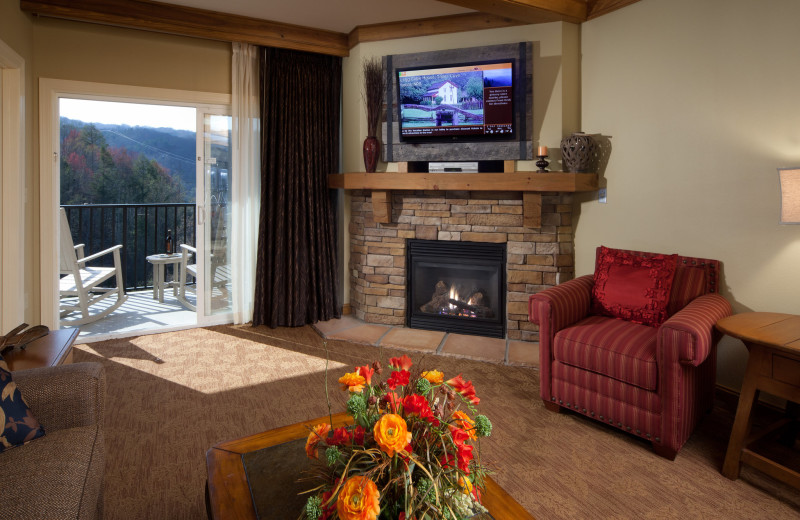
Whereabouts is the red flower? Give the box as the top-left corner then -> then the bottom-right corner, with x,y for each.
353,425 -> 365,445
389,354 -> 413,371
381,392 -> 402,413
328,426 -> 353,447
387,369 -> 410,390
402,394 -> 439,426
449,426 -> 474,472
319,490 -> 336,520
445,374 -> 480,405
356,365 -> 375,385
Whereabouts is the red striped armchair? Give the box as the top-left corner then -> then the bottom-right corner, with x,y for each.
528,247 -> 732,460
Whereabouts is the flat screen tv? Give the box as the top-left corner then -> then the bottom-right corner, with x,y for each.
396,60 -> 516,143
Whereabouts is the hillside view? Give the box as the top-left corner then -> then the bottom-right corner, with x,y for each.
60,117 -> 196,205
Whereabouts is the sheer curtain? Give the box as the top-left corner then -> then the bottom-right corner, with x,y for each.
230,42 -> 260,324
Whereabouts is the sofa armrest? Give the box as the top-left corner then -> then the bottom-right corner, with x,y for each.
659,293 -> 733,366
528,274 -> 593,331
13,362 -> 105,432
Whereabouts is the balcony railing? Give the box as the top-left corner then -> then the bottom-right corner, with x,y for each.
62,204 -> 196,292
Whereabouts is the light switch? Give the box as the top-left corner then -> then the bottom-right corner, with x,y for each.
598,188 -> 607,204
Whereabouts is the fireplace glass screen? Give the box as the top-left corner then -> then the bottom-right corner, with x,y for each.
407,240 -> 505,338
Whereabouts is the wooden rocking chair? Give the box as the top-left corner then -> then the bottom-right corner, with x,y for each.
59,208 -> 128,326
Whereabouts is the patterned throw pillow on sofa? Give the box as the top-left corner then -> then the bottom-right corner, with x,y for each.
0,355 -> 45,452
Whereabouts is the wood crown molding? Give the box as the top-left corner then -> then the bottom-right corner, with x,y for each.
20,0 -> 351,57
347,12 -> 527,49
22,0 -> 643,57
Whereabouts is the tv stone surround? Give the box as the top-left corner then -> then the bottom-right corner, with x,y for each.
347,188 -> 575,342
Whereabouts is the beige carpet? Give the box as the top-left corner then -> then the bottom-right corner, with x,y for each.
73,325 -> 800,519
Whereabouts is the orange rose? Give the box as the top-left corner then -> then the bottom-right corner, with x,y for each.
305,423 -> 331,459
451,410 -> 477,441
339,372 -> 366,393
336,475 -> 380,520
421,370 -> 444,384
373,413 -> 412,456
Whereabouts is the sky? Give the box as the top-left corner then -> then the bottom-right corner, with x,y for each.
59,98 -> 197,131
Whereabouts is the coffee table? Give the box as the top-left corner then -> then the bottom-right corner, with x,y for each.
206,412 -> 534,520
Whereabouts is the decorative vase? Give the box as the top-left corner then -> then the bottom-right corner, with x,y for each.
363,136 -> 379,173
560,132 -> 596,173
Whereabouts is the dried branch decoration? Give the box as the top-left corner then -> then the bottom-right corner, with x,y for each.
362,57 -> 386,138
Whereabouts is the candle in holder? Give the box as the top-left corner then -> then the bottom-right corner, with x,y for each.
537,146 -> 548,156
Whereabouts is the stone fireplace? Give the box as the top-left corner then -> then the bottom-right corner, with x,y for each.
347,188 -> 577,342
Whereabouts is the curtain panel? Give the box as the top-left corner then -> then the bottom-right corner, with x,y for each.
252,47 -> 341,327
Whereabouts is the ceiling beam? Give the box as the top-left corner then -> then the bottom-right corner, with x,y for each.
436,0 -> 588,24
20,0 -> 351,57
348,12 -> 527,49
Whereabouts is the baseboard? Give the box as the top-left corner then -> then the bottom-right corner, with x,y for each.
341,304 -> 351,315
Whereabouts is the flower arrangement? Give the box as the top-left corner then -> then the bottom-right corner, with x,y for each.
301,354 -> 493,520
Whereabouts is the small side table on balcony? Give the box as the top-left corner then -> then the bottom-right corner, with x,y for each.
146,253 -> 182,303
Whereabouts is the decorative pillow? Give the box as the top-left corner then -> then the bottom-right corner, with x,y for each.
0,355 -> 45,452
591,246 -> 679,327
667,264 -> 706,316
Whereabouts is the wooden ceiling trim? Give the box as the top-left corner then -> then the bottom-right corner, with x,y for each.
437,0 -> 588,24
586,0 -> 642,20
348,12 -> 527,49
20,0 -> 351,57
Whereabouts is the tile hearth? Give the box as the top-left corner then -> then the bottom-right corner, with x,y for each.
313,315 -> 538,367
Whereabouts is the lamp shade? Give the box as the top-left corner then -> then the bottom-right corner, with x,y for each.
778,167 -> 800,224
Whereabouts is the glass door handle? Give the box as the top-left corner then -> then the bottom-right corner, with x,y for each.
197,204 -> 206,226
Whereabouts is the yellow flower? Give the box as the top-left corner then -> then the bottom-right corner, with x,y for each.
339,372 -> 366,393
452,410 -> 477,441
373,413 -> 412,456
421,370 -> 444,385
336,475 -> 380,520
305,423 -> 330,459
459,475 -> 474,496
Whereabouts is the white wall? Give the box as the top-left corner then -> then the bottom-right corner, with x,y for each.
579,0 -> 800,390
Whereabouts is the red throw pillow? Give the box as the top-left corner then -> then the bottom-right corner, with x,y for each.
592,246 -> 679,327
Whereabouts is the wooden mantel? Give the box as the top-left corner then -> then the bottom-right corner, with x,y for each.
328,171 -> 598,227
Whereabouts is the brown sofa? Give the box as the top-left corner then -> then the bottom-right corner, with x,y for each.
0,362 -> 105,519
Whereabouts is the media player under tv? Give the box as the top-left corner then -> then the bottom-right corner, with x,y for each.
429,162 -> 479,173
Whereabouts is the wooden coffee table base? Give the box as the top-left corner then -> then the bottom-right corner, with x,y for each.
206,412 -> 534,520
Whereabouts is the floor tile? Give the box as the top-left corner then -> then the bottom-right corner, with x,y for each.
440,333 -> 506,363
313,316 -> 366,337
327,324 -> 391,346
379,328 -> 445,352
507,340 -> 539,367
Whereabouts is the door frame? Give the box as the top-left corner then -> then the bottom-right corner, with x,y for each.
0,39 -> 25,333
39,78 -> 230,329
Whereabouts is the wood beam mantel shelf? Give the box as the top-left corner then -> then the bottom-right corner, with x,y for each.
328,170 -> 598,227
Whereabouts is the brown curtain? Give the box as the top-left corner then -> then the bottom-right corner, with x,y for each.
252,47 -> 341,327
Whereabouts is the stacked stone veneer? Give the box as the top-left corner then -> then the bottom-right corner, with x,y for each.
348,189 -> 576,342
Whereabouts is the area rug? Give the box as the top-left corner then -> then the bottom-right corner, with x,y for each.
73,324 -> 800,519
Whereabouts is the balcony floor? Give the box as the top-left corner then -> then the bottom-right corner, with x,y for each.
62,287 -> 197,343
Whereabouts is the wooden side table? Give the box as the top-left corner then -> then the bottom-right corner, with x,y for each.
4,328 -> 79,371
716,312 -> 800,489
146,253 -> 182,303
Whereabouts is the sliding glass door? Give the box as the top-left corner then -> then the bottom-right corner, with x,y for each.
196,111 -> 232,320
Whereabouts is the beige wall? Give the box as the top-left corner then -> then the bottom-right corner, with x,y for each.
341,22 -> 581,305
11,12 -> 231,323
579,0 -> 800,390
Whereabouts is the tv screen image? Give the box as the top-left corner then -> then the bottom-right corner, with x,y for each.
397,61 -> 515,142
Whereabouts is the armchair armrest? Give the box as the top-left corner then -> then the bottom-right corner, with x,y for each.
659,293 -> 733,366
12,362 -> 105,432
528,274 -> 593,332
76,244 -> 123,265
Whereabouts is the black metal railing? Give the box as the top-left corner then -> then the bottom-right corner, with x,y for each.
62,203 -> 196,292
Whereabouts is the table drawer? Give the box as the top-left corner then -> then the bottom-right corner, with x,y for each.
772,354 -> 800,387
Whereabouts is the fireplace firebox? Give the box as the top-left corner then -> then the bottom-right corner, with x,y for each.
407,239 -> 506,338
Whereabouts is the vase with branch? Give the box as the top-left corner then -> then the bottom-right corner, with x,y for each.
362,57 -> 386,173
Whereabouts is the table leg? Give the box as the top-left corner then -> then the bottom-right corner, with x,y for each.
722,345 -> 764,479
157,264 -> 165,303
152,264 -> 159,300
